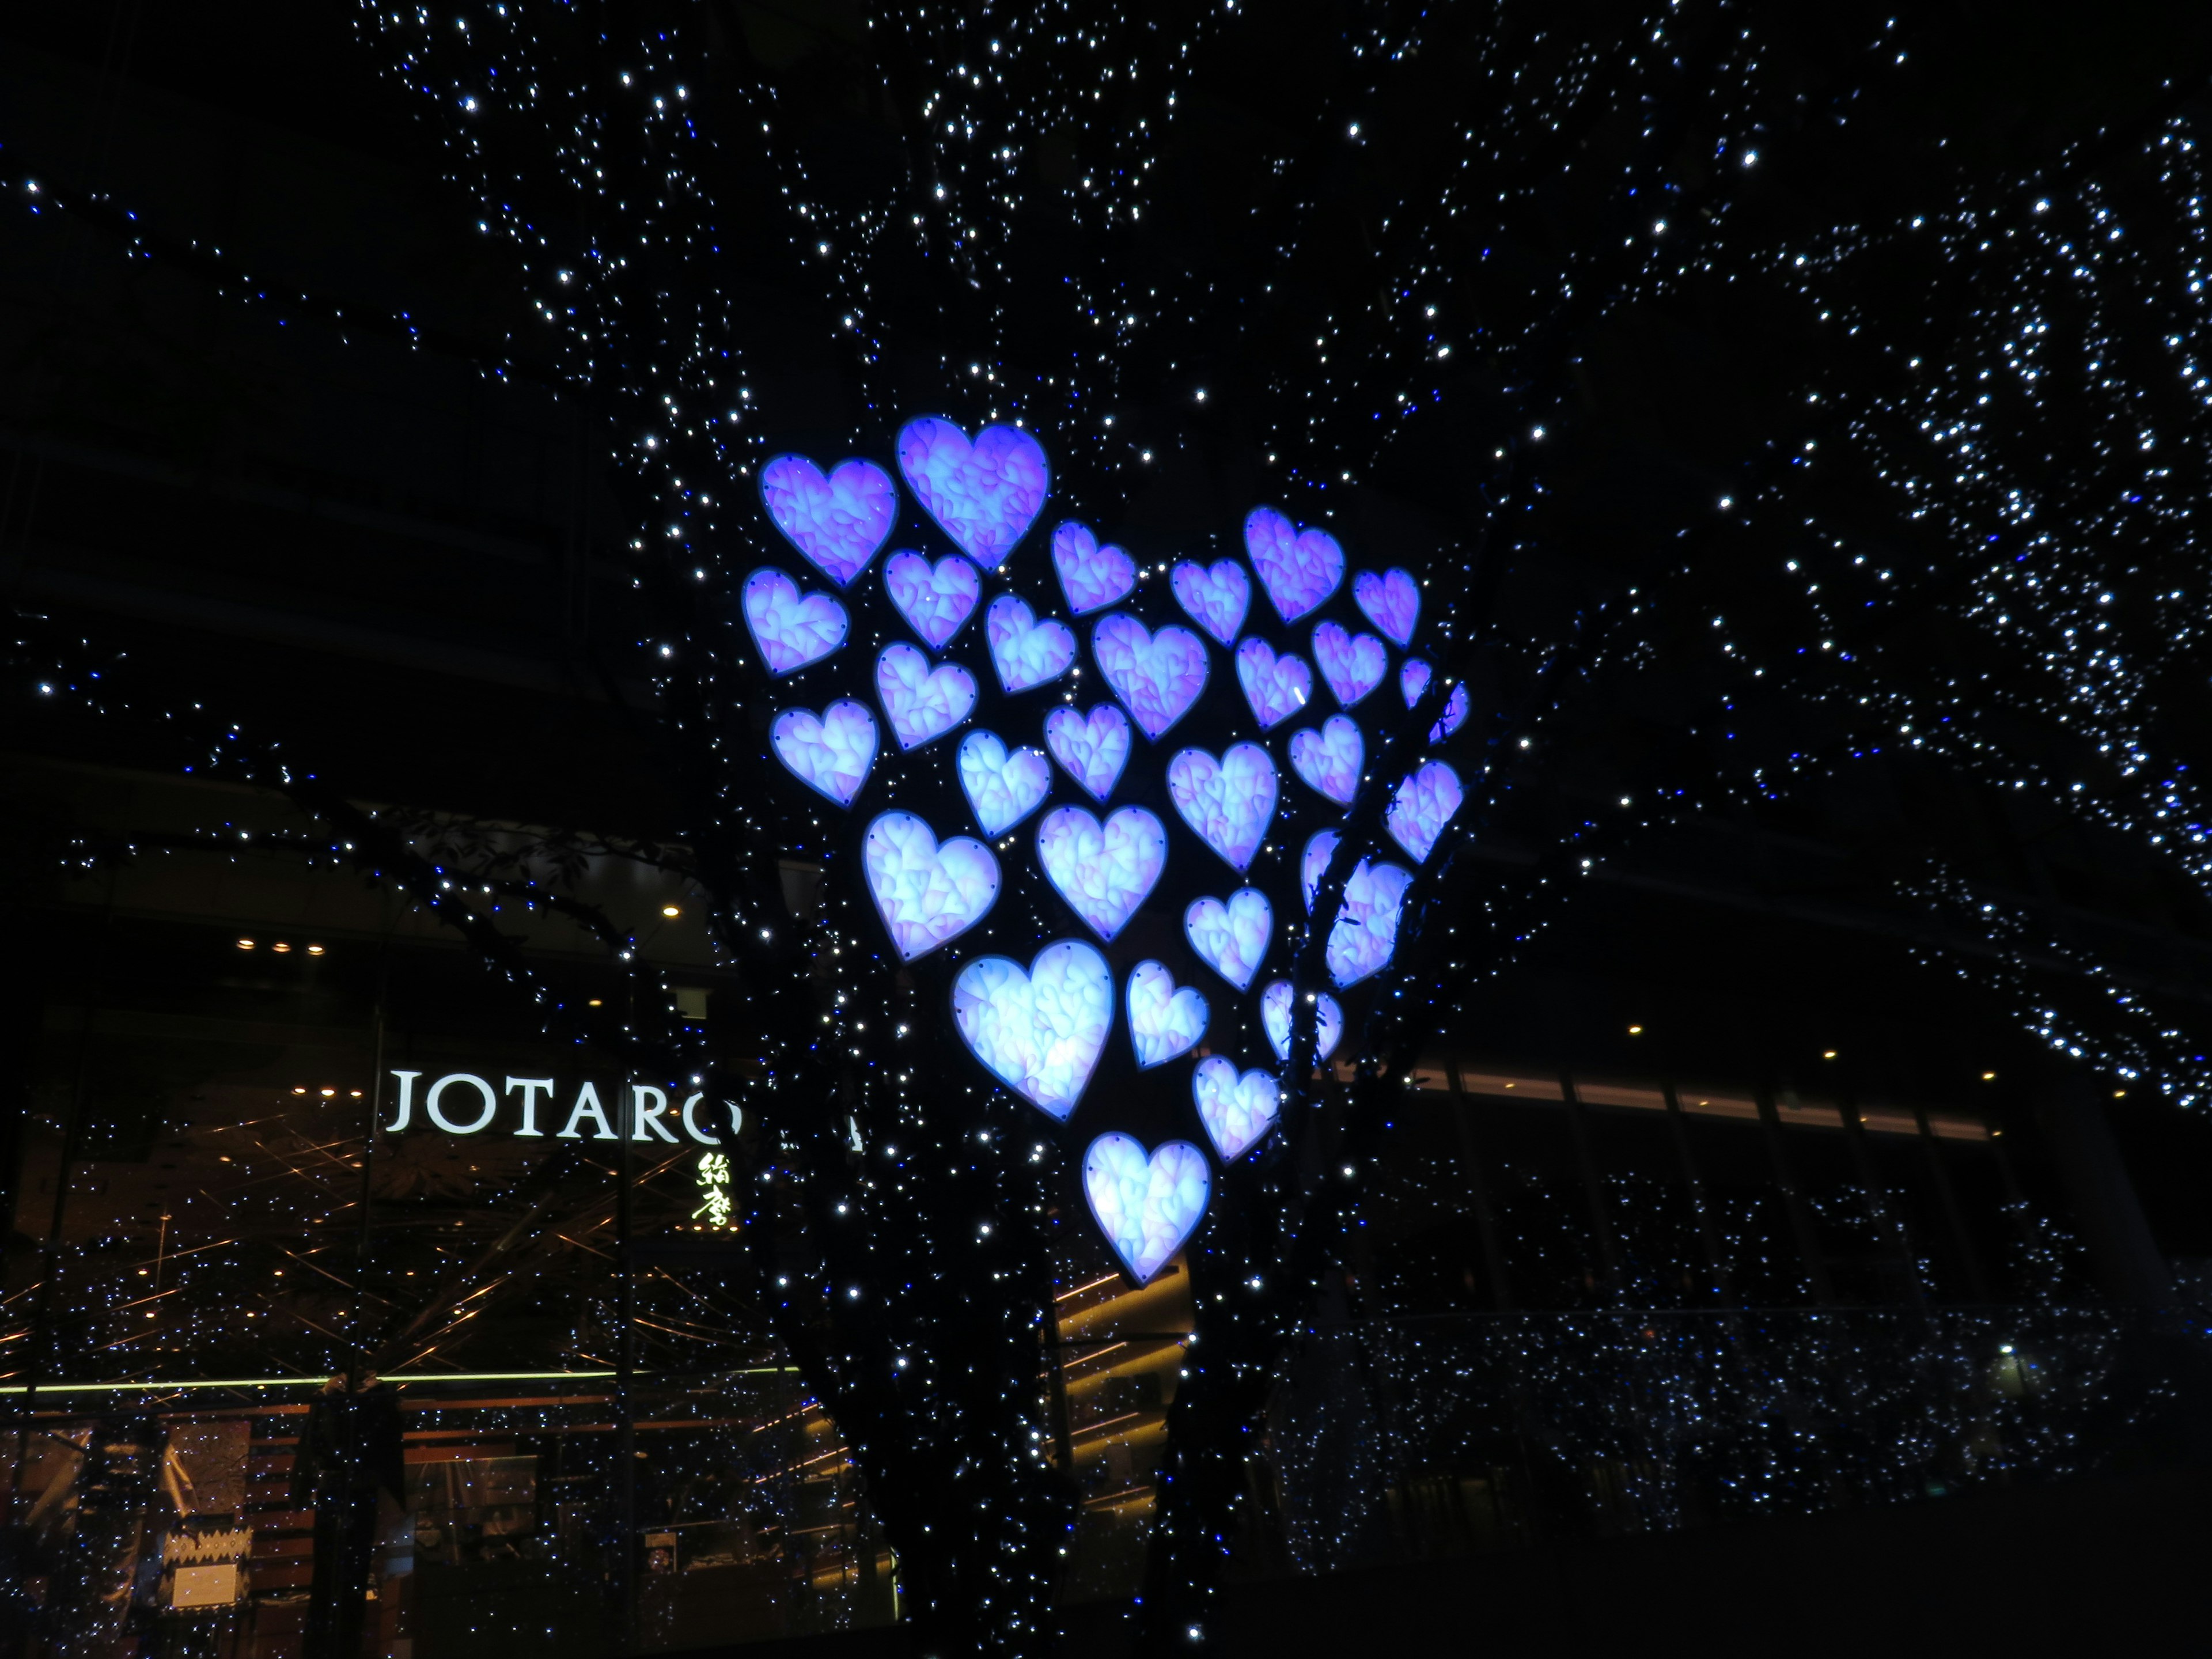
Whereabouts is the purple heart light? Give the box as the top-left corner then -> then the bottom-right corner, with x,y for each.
1084,1133 -> 1210,1285
1287,715 -> 1362,805
957,730 -> 1052,837
1192,1058 -> 1278,1162
1301,829 -> 1340,913
1312,622 -> 1388,709
953,942 -> 1112,1122
1386,762 -> 1463,863
1036,805 -> 1167,942
1127,961 -> 1209,1070
1325,857 -> 1414,988
1168,743 -> 1278,873
876,643 -> 976,751
1399,661 -> 1471,740
1244,507 -> 1344,624
1170,559 -> 1251,647
986,594 -> 1077,694
896,417 -> 1048,570
1233,638 -> 1313,731
1092,613 -> 1208,740
863,810 -> 1000,961
1043,703 -> 1132,803
1051,521 -> 1137,615
760,454 -> 897,586
771,699 -> 878,806
1184,888 -> 1272,991
885,550 -> 980,649
1260,980 -> 1343,1065
1353,567 -> 1421,646
743,568 -> 849,676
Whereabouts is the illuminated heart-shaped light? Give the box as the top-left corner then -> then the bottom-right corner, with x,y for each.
863,811 -> 999,961
1083,1133 -> 1210,1285
1092,613 -> 1208,740
1183,888 -> 1272,992
1127,961 -> 1209,1070
760,454 -> 896,586
1387,762 -> 1463,863
771,699 -> 877,806
1399,660 -> 1470,740
1325,858 -> 1414,988
876,643 -> 976,751
1260,980 -> 1343,1065
953,941 -> 1112,1121
1233,638 -> 1313,731
1043,703 -> 1132,803
1170,559 -> 1251,647
1244,507 -> 1344,624
1312,622 -> 1388,709
743,569 -> 849,676
896,417 -> 1048,570
1353,567 -> 1421,646
1192,1058 -> 1278,1162
986,594 -> 1077,694
1301,829 -> 1340,913
1287,715 -> 1362,805
1168,743 -> 1278,873
1051,521 -> 1137,615
957,730 -> 1052,836
1036,805 -> 1167,942
885,550 -> 980,649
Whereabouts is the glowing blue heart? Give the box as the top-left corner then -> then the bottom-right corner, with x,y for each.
957,730 -> 1052,836
953,941 -> 1112,1122
1168,743 -> 1277,873
743,569 -> 849,676
1260,981 -> 1343,1065
885,550 -> 980,649
1325,858 -> 1414,988
896,417 -> 1048,570
1301,829 -> 1340,913
771,699 -> 878,806
1387,762 -> 1463,863
1245,507 -> 1344,624
986,594 -> 1077,694
1288,715 -> 1363,805
1043,703 -> 1132,803
876,643 -> 976,751
1092,614 -> 1208,740
1083,1134 -> 1210,1285
760,454 -> 896,586
1051,521 -> 1137,615
1127,961 -> 1209,1070
1399,661 -> 1470,740
863,811 -> 999,960
1036,805 -> 1167,942
1192,1058 -> 1278,1162
1170,558 -> 1251,647
1312,622 -> 1388,709
1233,638 -> 1313,731
1184,888 -> 1272,992
1353,567 -> 1421,646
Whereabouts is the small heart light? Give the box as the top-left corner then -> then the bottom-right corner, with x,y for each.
1083,1133 -> 1210,1285
1168,743 -> 1278,873
1170,558 -> 1251,647
760,454 -> 896,586
1260,980 -> 1343,1065
1287,715 -> 1363,806
1043,703 -> 1132,803
876,643 -> 977,751
1386,762 -> 1463,863
1127,960 -> 1209,1070
986,594 -> 1077,694
1301,828 -> 1339,913
1184,888 -> 1272,991
957,730 -> 1052,837
1325,858 -> 1414,988
1245,507 -> 1344,624
953,941 -> 1113,1120
1036,805 -> 1167,942
743,569 -> 848,676
1092,613 -> 1208,740
1192,1058 -> 1278,1162
1312,622 -> 1388,709
1353,567 -> 1421,646
863,811 -> 999,961
1399,660 -> 1470,740
885,550 -> 980,649
896,417 -> 1049,570
771,699 -> 878,806
1233,638 -> 1314,731
1051,521 -> 1137,615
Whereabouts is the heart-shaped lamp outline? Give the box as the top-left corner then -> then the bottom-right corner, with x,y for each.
759,453 -> 897,588
1043,703 -> 1134,804
1126,960 -> 1210,1071
884,549 -> 982,650
1259,980 -> 1344,1065
1324,857 -> 1415,989
1287,715 -> 1363,806
862,810 -> 1001,962
1386,761 -> 1464,864
985,593 -> 1078,695
1169,558 -> 1252,647
1035,804 -> 1169,944
1191,1056 -> 1279,1162
1091,612 -> 1210,741
956,729 -> 1053,838
1233,637 -> 1315,732
1166,742 -> 1279,874
1050,521 -> 1138,616
1082,1132 -> 1211,1286
1312,621 -> 1389,710
895,415 -> 1051,571
741,567 -> 849,677
771,699 -> 879,808
1352,566 -> 1421,647
951,940 -> 1115,1122
875,642 -> 979,752
1183,887 -> 1273,993
1244,506 -> 1346,625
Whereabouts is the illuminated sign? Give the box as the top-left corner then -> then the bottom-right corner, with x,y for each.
382,1071 -> 743,1145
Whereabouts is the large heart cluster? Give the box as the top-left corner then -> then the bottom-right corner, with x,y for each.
752,419 -> 1464,1284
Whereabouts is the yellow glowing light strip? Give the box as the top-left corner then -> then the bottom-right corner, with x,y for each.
0,1366 -> 799,1397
